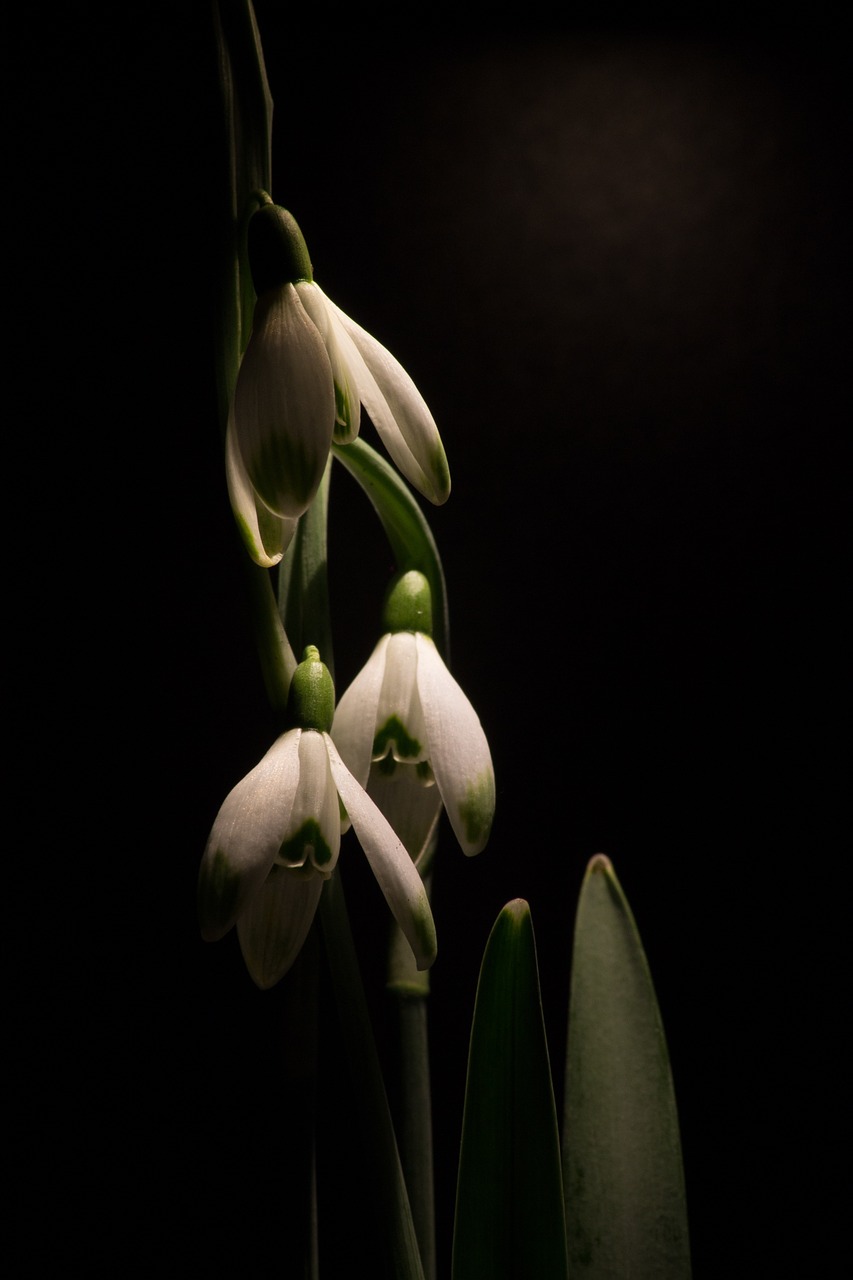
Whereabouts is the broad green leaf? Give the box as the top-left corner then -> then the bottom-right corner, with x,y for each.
453,900 -> 568,1280
563,855 -> 692,1278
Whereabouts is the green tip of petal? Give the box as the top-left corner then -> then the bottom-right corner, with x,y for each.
279,818 -> 334,874
428,441 -> 451,505
373,715 -> 424,762
414,908 -> 438,971
458,770 -> 496,854
198,847 -> 242,941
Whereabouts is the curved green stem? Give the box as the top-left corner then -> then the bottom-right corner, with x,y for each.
277,458 -> 334,683
332,439 -> 450,662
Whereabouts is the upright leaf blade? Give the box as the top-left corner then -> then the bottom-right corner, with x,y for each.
453,900 -> 568,1280
563,855 -> 691,1278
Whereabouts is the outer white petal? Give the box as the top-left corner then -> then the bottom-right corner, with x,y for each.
331,633 -> 391,788
325,735 -> 437,970
225,411 -> 297,567
415,635 -> 495,856
318,287 -> 451,505
236,865 -> 323,990
295,282 -> 361,444
198,729 -> 302,940
233,284 -> 335,519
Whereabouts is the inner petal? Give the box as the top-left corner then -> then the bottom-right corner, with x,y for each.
274,730 -> 341,878
374,633 -> 428,765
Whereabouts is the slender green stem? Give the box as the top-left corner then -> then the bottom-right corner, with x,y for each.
278,928 -> 321,1279
241,557 -> 296,717
392,991 -> 436,1280
387,863 -> 436,1278
277,459 -> 334,682
332,439 -> 450,662
319,871 -> 426,1280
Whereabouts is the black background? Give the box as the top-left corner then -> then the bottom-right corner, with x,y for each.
15,4 -> 848,1276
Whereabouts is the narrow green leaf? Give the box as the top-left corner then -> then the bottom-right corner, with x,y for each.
332,438 -> 449,661
453,900 -> 568,1280
213,0 -> 274,422
563,855 -> 692,1278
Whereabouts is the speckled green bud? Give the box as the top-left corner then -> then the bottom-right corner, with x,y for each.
288,645 -> 335,732
382,570 -> 433,636
248,202 -> 314,295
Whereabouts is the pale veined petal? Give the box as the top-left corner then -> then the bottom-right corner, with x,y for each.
225,412 -> 298,567
331,633 -> 391,788
415,635 -> 495,856
237,865 -> 324,990
275,730 -> 341,877
365,763 -> 442,868
325,735 -> 438,970
198,730 -> 303,941
376,632 -> 429,764
295,282 -> 361,444
233,283 -> 335,519
319,288 -> 451,506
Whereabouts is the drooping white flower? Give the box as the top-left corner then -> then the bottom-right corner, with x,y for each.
198,647 -> 436,989
332,572 -> 495,859
228,202 -> 450,566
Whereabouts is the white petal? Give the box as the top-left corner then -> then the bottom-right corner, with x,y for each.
325,735 -> 437,969
276,730 -> 341,877
237,866 -> 323,990
365,764 -> 442,868
233,284 -> 335,519
295,282 -> 361,444
415,635 -> 495,856
331,633 -> 391,788
225,412 -> 298,566
320,288 -> 451,505
198,730 -> 302,940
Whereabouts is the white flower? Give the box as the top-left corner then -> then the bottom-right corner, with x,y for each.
228,203 -> 450,567
333,629 -> 495,859
198,650 -> 437,989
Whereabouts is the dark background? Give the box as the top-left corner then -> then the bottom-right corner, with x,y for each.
17,5 -> 847,1276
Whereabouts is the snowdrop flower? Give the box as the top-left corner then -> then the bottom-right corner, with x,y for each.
198,646 -> 437,989
332,571 -> 495,859
228,200 -> 451,567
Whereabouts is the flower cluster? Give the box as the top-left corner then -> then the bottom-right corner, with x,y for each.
202,204 -> 495,989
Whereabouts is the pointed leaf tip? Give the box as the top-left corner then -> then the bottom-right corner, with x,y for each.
453,898 -> 568,1279
586,852 -> 613,875
563,856 -> 692,1280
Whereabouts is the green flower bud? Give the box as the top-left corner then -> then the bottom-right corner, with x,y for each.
381,569 -> 433,636
288,645 -> 335,732
248,202 -> 314,295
